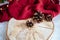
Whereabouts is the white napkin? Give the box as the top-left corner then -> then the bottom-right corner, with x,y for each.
0,14 -> 60,40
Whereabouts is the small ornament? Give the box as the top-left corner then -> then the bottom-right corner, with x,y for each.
37,16 -> 43,23
45,14 -> 52,21
33,11 -> 44,23
26,20 -> 33,27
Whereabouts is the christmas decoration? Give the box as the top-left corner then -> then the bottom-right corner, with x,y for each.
33,11 -> 44,23
33,11 -> 52,22
0,0 -> 59,40
45,14 -> 52,21
26,20 -> 33,27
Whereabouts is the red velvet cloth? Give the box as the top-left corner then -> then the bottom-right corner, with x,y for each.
0,0 -> 60,22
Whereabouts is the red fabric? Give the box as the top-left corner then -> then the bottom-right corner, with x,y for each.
36,0 -> 60,17
0,0 -> 60,22
53,0 -> 59,4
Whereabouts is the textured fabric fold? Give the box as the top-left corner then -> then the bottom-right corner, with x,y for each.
0,0 -> 60,22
